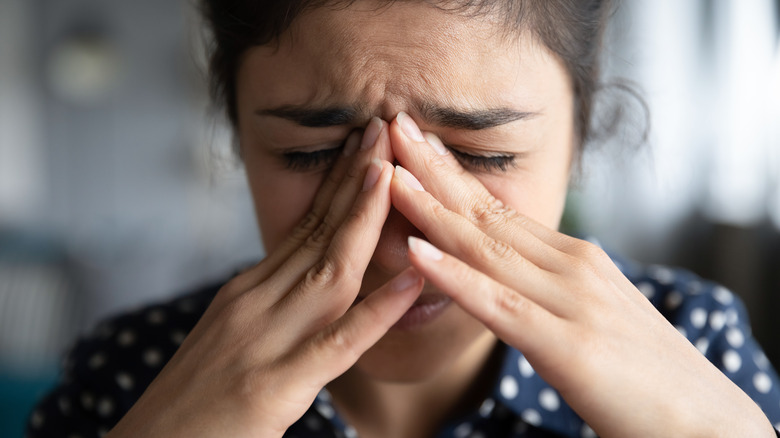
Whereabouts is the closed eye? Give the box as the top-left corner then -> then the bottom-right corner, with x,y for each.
448,147 -> 517,172
282,147 -> 342,171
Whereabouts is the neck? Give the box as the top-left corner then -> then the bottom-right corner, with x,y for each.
328,332 -> 501,438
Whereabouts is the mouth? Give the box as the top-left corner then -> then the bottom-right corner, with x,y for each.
354,292 -> 452,331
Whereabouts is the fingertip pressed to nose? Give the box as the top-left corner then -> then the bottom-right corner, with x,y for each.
396,111 -> 426,142
361,117 -> 384,150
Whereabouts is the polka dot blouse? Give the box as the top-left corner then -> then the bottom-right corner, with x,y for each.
27,253 -> 780,437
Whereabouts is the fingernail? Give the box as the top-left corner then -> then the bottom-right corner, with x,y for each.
397,112 -> 425,142
360,117 -> 383,150
394,165 -> 424,191
408,236 -> 443,261
423,132 -> 449,156
390,268 -> 421,292
362,158 -> 383,191
342,131 -> 361,156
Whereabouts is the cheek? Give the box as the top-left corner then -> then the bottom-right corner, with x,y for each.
248,168 -> 323,254
479,170 -> 569,230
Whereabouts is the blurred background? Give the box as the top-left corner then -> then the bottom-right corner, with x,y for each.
0,0 -> 778,436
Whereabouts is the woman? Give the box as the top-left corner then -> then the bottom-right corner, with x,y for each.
28,0 -> 780,436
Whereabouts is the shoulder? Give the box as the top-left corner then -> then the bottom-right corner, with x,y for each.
27,280 -> 222,436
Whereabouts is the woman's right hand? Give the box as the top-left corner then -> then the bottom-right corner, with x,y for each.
107,118 -> 424,438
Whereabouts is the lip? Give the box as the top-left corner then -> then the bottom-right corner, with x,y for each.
392,293 -> 452,331
352,292 -> 452,331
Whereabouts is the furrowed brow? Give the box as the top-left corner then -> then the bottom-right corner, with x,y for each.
256,105 -> 358,127
419,103 -> 537,130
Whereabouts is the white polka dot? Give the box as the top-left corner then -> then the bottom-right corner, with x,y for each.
58,396 -> 71,414
97,397 -> 114,417
695,338 -> 710,354
690,308 -> 708,329
518,355 -> 535,378
500,375 -> 519,400
521,408 -> 542,426
713,286 -> 734,305
636,282 -> 655,299
454,422 -> 472,438
580,424 -> 598,438
539,388 -> 560,411
649,266 -> 675,284
478,398 -> 495,417
170,330 -> 186,345
723,350 -> 742,373
80,392 -> 95,410
709,311 -> 726,331
117,329 -> 136,347
147,309 -> 166,325
675,325 -> 687,338
727,310 -> 740,326
316,389 -> 332,403
726,328 -> 745,348
315,402 -> 334,419
688,281 -> 703,295
30,411 -> 44,429
344,426 -> 358,438
143,348 -> 163,367
88,353 -> 106,369
665,290 -> 683,310
754,372 -> 772,394
116,372 -> 134,390
755,351 -> 770,370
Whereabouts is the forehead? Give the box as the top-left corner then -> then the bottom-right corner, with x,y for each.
238,1 -> 559,119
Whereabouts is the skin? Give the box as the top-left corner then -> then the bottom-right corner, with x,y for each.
107,2 -> 775,438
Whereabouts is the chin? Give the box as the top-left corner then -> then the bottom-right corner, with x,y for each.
348,305 -> 493,383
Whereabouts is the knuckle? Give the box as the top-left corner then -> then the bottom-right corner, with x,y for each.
491,288 -> 526,320
319,325 -> 360,363
474,235 -> 516,263
294,211 -> 322,239
469,195 -> 513,229
305,217 -> 337,249
305,258 -> 340,289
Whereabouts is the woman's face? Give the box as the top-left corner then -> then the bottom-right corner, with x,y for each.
235,1 -> 575,381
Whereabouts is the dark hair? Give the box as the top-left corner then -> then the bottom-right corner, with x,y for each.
198,0 -> 615,149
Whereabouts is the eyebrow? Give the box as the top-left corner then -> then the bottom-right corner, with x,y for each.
255,103 -> 536,130
419,103 -> 537,130
256,105 -> 358,128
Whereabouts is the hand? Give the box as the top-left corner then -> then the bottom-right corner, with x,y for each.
107,119 -> 423,438
387,115 -> 775,437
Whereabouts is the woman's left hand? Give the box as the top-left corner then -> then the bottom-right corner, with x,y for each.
385,114 -> 775,438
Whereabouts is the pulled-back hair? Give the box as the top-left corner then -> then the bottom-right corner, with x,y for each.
198,0 -> 614,148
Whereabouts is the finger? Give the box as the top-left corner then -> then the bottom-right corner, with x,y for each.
406,236 -> 562,360
287,267 -> 424,386
241,119 -> 393,306
388,114 -> 564,270
224,130 -> 364,295
276,159 -> 396,326
390,166 -> 654,312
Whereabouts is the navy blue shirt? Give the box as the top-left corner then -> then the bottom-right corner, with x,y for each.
27,254 -> 780,437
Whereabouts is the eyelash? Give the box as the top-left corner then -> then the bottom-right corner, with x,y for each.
282,144 -> 517,172
283,147 -> 343,171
